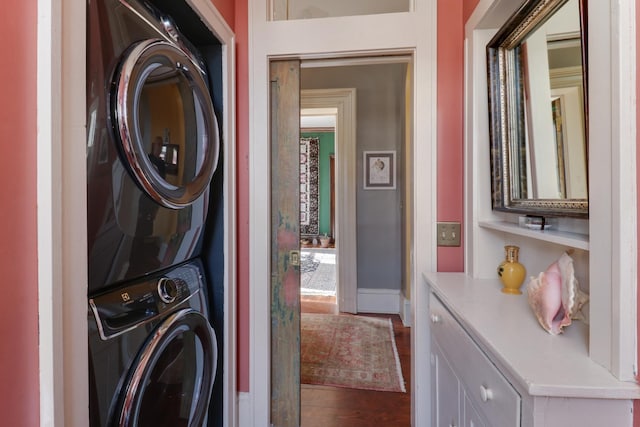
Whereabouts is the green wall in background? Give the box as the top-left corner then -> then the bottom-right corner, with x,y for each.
302,131 -> 335,236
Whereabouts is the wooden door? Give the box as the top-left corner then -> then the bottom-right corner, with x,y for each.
270,59 -> 301,427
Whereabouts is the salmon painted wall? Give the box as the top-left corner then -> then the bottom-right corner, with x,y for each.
211,0 -> 235,27
437,0 -> 465,272
0,0 -> 40,425
463,0 -> 480,24
233,0 -> 251,392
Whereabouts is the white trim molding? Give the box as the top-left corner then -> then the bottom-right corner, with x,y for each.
38,0 -> 88,425
357,288 -> 401,314
301,88 -> 357,313
249,1 -> 438,426
187,0 -> 239,422
606,0 -> 637,381
401,294 -> 412,327
237,392 -> 252,427
586,0 -> 638,381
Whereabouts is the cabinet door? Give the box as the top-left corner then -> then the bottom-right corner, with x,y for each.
464,394 -> 487,427
431,342 -> 461,427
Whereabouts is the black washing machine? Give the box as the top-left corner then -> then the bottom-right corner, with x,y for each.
87,0 -> 222,425
88,259 -> 217,426
86,0 -> 220,294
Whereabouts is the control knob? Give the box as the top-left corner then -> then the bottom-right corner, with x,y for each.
157,278 -> 178,304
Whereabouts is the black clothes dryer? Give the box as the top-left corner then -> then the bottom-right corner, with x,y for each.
86,0 -> 220,294
88,259 -> 217,426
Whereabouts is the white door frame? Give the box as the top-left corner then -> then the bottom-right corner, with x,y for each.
301,88 -> 357,313
247,3 -> 438,425
187,2 -> 239,423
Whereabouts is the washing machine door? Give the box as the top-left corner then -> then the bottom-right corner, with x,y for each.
118,309 -> 217,427
113,39 -> 219,209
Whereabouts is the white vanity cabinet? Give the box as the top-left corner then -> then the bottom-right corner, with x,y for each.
430,340 -> 462,427
426,273 -> 640,427
431,338 -> 490,427
463,395 -> 485,427
430,293 -> 519,427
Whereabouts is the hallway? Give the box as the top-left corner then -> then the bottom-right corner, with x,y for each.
300,295 -> 411,427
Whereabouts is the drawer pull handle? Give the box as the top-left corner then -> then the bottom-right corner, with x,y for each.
430,314 -> 441,324
480,385 -> 493,402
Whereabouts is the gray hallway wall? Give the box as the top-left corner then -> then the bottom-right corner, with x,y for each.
301,63 -> 407,291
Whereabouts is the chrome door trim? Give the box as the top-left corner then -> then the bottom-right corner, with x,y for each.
114,39 -> 219,209
88,289 -> 199,341
118,308 -> 217,426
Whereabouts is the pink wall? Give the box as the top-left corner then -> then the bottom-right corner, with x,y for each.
0,0 -> 40,424
233,0 -> 250,392
211,0 -> 235,29
437,0 -> 465,272
463,0 -> 480,24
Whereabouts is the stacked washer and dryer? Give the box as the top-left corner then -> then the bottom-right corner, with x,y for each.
86,0 -> 222,425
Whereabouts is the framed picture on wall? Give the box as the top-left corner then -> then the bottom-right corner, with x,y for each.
363,150 -> 396,190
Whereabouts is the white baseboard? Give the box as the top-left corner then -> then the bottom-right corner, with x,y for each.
357,288 -> 400,314
238,392 -> 251,427
400,295 -> 412,327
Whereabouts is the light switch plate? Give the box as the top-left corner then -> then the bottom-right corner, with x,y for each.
437,222 -> 461,247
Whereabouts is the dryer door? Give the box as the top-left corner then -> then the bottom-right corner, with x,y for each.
118,309 -> 217,427
113,39 -> 219,209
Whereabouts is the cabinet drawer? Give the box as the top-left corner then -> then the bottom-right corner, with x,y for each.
430,294 -> 521,427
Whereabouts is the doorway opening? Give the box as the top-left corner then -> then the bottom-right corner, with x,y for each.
300,112 -> 337,298
296,57 -> 414,425
299,88 -> 358,313
268,55 -> 415,425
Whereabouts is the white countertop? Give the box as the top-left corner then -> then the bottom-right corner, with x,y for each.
424,272 -> 640,399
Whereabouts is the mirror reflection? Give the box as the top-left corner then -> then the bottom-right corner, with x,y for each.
519,0 -> 586,200
487,0 -> 588,217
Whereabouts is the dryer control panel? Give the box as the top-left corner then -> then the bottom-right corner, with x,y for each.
89,262 -> 204,340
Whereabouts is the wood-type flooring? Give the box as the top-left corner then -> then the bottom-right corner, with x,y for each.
300,295 -> 411,427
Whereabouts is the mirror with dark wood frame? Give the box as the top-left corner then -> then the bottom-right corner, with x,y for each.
487,0 -> 588,217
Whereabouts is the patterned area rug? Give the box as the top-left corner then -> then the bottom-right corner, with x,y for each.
301,313 -> 406,393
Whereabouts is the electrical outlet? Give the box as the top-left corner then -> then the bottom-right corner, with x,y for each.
437,222 -> 461,247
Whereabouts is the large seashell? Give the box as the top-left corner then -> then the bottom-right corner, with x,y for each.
526,252 -> 588,335
526,270 -> 567,334
557,252 -> 589,323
